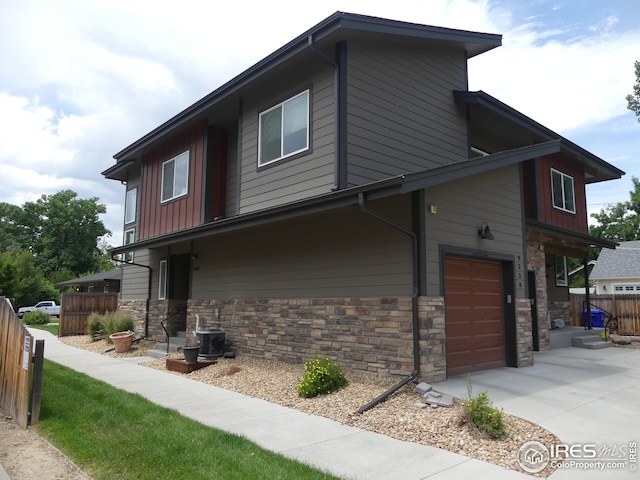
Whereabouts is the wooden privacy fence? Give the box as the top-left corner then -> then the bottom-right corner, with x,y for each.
0,296 -> 44,428
571,294 -> 640,335
60,292 -> 119,336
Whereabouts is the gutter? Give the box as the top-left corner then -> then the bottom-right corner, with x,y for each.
111,254 -> 152,339
356,192 -> 420,414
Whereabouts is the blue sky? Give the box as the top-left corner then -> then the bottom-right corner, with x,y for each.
0,0 -> 638,245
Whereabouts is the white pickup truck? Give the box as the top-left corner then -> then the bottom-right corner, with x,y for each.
17,301 -> 60,318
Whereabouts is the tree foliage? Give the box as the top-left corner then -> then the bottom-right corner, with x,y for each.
589,177 -> 640,242
0,190 -> 111,305
627,61 -> 640,122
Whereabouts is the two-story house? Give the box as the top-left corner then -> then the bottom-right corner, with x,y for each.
103,12 -> 623,383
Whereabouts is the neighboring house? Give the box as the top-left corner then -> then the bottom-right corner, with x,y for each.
55,269 -> 122,293
103,12 -> 623,382
590,241 -> 640,295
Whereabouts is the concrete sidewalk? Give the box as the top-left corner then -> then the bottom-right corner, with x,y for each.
24,329 -> 530,480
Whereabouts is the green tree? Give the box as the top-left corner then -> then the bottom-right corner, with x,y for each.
626,61 -> 640,121
25,190 -> 110,277
0,253 -> 19,300
590,177 -> 640,242
1,248 -> 58,307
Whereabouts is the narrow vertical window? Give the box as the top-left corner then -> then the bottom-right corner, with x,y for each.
123,229 -> 135,263
555,256 -> 567,286
125,187 -> 137,224
158,259 -> 168,300
551,169 -> 575,213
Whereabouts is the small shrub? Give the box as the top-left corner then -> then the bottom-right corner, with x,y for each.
87,311 -> 134,343
23,310 -> 51,325
462,377 -> 506,439
297,356 -> 349,398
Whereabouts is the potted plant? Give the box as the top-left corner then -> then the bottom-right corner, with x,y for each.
109,331 -> 134,353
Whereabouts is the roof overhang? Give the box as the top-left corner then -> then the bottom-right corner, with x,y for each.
105,12 -> 501,169
454,90 -> 625,184
111,142 -> 566,255
526,219 -> 617,258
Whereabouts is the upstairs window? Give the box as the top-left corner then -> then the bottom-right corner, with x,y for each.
161,151 -> 189,202
551,169 -> 575,213
258,90 -> 309,167
125,187 -> 137,224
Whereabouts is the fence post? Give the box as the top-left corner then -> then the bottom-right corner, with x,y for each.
29,339 -> 45,426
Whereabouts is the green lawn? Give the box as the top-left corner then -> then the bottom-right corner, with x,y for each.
37,360 -> 340,480
27,323 -> 59,335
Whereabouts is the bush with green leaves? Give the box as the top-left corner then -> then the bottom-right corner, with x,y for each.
297,356 -> 349,398
462,377 -> 506,439
87,311 -> 134,343
22,310 -> 52,325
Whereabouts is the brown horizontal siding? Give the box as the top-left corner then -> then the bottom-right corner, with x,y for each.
346,40 -> 468,185
139,123 -> 206,239
191,197 -> 413,299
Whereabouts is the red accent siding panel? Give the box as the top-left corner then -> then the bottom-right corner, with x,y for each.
535,155 -> 587,234
139,123 -> 206,240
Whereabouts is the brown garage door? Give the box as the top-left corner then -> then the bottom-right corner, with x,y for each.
445,256 -> 505,376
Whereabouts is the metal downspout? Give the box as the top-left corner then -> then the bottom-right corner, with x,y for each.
111,254 -> 152,338
357,192 -> 421,414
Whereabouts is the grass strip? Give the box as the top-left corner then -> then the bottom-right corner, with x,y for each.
37,359 -> 341,480
27,323 -> 59,335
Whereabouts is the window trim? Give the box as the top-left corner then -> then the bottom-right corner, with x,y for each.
124,187 -> 137,224
123,228 -> 135,263
555,255 -> 568,287
161,150 -> 190,203
551,168 -> 576,214
158,260 -> 168,300
258,89 -> 310,167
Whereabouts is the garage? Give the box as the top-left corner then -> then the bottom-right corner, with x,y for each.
445,256 -> 506,376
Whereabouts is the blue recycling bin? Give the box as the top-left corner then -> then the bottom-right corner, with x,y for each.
583,309 -> 605,328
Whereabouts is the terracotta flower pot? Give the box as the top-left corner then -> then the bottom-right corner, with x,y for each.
109,331 -> 134,353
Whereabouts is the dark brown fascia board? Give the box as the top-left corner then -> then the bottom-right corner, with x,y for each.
109,174 -> 406,254
111,12 -> 501,163
110,142 -> 560,254
101,159 -> 135,180
454,90 -> 625,183
526,219 -> 617,250
399,140 -> 564,192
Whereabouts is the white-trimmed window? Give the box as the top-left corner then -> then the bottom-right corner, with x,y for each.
555,256 -> 567,287
161,151 -> 189,202
551,169 -> 575,213
258,90 -> 309,166
123,229 -> 135,263
158,259 -> 168,300
125,187 -> 137,224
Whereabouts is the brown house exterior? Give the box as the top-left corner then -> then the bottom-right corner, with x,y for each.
103,12 -> 623,383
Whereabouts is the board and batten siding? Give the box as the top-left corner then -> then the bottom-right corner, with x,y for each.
190,196 -> 413,299
139,123 -> 206,240
424,165 -> 525,298
346,40 -> 469,186
238,66 -> 336,214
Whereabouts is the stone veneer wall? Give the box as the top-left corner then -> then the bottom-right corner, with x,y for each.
516,298 -> 534,367
117,299 -> 187,341
526,231 -> 551,350
188,296 -> 448,383
548,301 -> 572,326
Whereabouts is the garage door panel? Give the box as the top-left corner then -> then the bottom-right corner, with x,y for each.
445,257 -> 505,376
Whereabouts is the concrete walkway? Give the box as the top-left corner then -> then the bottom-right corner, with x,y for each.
437,347 -> 640,479
13,330 -> 640,479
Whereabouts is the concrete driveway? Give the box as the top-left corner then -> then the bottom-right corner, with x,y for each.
436,346 -> 640,479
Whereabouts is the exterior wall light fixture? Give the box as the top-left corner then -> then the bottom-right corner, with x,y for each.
477,222 -> 494,240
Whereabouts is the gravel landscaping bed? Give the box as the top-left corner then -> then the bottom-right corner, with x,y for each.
57,334 -> 563,477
